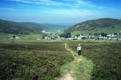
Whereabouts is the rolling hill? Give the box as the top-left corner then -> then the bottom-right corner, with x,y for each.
0,19 -> 41,34
0,19 -> 71,35
20,22 -> 48,31
20,22 -> 71,32
65,18 -> 121,35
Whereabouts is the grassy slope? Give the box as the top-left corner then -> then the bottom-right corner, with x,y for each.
72,26 -> 121,36
0,19 -> 40,34
67,41 -> 121,80
65,18 -> 121,36
0,42 -> 73,80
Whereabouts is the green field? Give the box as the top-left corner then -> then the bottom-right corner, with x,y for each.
0,34 -> 43,40
0,42 -> 73,80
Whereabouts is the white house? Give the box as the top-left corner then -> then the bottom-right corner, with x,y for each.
77,35 -> 87,40
67,38 -> 74,40
41,30 -> 46,33
44,36 -> 50,40
41,30 -> 50,34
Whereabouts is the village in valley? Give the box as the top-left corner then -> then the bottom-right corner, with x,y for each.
40,30 -> 121,41
1,29 -> 121,41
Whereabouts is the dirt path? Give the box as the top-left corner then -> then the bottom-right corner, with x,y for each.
58,73 -> 74,80
56,43 -> 93,80
57,43 -> 81,80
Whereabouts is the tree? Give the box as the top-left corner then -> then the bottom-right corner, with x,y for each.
114,33 -> 118,35
65,33 -> 71,38
89,33 -> 92,36
75,34 -> 80,37
60,33 -> 71,38
101,33 -> 107,37
94,33 -> 99,36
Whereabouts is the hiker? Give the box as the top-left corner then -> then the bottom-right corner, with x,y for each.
77,44 -> 82,56
33,75 -> 38,80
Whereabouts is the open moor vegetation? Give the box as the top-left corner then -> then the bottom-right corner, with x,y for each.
67,41 -> 121,80
0,42 -> 73,80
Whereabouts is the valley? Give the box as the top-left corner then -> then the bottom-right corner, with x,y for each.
0,18 -> 121,80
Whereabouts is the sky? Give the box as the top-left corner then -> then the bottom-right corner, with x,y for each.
0,0 -> 121,24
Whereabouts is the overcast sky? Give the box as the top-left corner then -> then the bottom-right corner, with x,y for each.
0,0 -> 121,23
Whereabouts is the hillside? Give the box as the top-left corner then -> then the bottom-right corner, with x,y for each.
0,19 -> 41,34
65,18 -> 121,35
21,22 -> 71,32
20,22 -> 48,31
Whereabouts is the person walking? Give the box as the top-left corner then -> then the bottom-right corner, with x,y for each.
77,44 -> 82,56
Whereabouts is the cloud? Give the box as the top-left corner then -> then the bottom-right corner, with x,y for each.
0,7 -> 15,11
9,0 -> 64,5
43,9 -> 100,17
9,0 -> 104,8
38,9 -> 102,23
0,8 -> 103,23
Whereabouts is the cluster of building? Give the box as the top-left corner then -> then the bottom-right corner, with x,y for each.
41,29 -> 121,41
67,33 -> 121,41
41,30 -> 62,40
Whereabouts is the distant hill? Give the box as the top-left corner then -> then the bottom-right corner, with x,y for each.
0,19 -> 71,35
65,18 -> 121,35
20,22 -> 71,32
20,22 -> 48,30
0,19 -> 41,34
